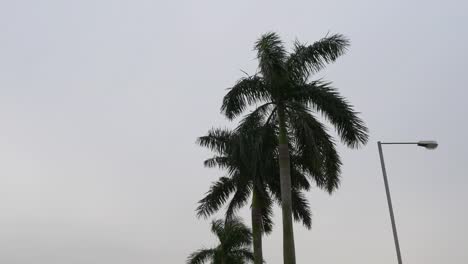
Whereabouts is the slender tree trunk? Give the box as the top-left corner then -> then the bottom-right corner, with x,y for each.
251,188 -> 263,264
277,106 -> 296,264
220,248 -> 226,264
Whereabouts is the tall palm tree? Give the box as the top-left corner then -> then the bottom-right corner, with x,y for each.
197,126 -> 276,264
187,217 -> 254,264
196,117 -> 336,264
221,32 -> 369,264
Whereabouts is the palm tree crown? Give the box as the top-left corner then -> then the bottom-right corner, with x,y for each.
196,124 -> 315,230
222,32 -> 368,155
197,120 -> 319,264
187,217 -> 254,264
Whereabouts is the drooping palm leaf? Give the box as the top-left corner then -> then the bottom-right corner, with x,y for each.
287,34 -> 350,81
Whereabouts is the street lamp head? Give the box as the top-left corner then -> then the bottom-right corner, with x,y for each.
417,140 -> 438,149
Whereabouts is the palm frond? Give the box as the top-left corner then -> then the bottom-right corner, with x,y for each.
221,75 -> 269,120
225,181 -> 252,219
286,103 -> 341,192
291,80 -> 369,148
287,34 -> 350,81
189,217 -> 253,264
197,128 -> 233,154
197,176 -> 237,218
260,191 -> 274,234
291,189 -> 312,229
255,32 -> 287,81
187,248 -> 216,264
223,217 -> 252,249
231,248 -> 255,263
235,102 -> 273,133
203,156 -> 230,169
266,171 -> 312,228
290,164 -> 311,191
211,218 -> 226,240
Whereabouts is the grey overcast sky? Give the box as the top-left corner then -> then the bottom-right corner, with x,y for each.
0,0 -> 467,263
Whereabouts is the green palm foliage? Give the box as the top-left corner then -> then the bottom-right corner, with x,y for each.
196,118 -> 332,264
187,217 -> 254,264
220,32 -> 369,264
196,124 -> 314,227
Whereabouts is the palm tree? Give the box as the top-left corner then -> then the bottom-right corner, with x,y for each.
221,32 -> 369,264
197,126 -> 277,264
196,118 -> 332,264
187,217 -> 254,264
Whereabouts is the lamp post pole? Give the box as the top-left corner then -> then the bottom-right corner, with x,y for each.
377,141 -> 403,264
377,140 -> 437,264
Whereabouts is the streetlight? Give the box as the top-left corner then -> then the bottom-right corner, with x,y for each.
377,140 -> 438,264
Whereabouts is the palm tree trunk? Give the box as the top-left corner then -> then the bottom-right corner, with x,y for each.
220,249 -> 226,264
277,106 -> 296,264
251,188 -> 263,264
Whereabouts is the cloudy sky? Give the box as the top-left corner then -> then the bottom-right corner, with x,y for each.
1,0 -> 467,263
